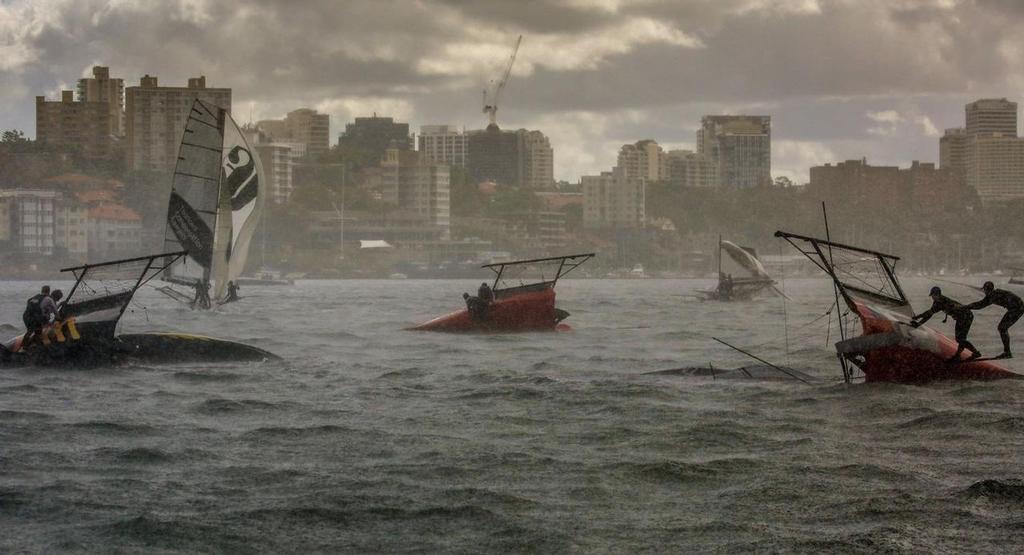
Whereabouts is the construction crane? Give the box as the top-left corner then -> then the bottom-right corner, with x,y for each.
482,35 -> 522,128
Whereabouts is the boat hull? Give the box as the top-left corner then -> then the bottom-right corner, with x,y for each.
2,323 -> 279,368
850,301 -> 1020,383
408,288 -> 565,332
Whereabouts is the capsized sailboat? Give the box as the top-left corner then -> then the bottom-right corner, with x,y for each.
408,253 -> 594,332
1,252 -> 278,367
158,99 -> 263,309
775,230 -> 1020,383
698,239 -> 780,301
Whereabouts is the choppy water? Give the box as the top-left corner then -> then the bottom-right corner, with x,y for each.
2,278 -> 1024,552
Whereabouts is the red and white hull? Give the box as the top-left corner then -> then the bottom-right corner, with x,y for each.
408,288 -> 569,333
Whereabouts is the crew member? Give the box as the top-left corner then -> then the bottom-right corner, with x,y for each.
911,286 -> 981,362
717,273 -> 734,301
193,280 -> 211,309
22,286 -> 50,346
478,282 -> 494,304
39,289 -> 61,325
966,281 -> 1023,359
225,281 -> 240,303
463,292 -> 486,320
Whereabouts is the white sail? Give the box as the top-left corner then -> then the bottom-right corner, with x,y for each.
214,114 -> 263,302
162,99 -> 263,307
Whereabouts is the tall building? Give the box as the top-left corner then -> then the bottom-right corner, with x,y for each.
418,125 -> 466,167
467,124 -> 519,187
518,129 -> 554,189
338,115 -> 412,162
666,149 -> 716,188
965,98 -> 1017,137
77,66 -> 125,136
698,115 -> 771,189
466,125 -> 554,188
35,91 -> 117,161
582,169 -> 646,229
939,127 -> 968,176
947,98 -> 1024,205
809,159 -> 966,214
617,140 -> 667,181
255,143 -> 295,205
257,108 -> 330,160
380,147 -> 451,239
125,75 -> 231,172
966,134 -> 1024,205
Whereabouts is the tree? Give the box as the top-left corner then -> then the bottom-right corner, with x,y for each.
2,129 -> 27,143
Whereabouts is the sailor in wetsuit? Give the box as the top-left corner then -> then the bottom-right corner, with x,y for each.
717,273 -> 734,301
911,286 -> 981,362
22,285 -> 51,346
225,281 -> 240,303
463,292 -> 486,320
966,281 -> 1023,359
478,282 -> 494,304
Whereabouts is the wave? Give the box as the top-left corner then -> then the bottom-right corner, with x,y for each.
964,479 -> 1024,502
69,420 -> 156,435
191,398 -> 285,415
95,514 -> 250,552
896,410 -> 1024,431
243,424 -> 352,439
622,457 -> 762,483
96,446 -> 176,464
171,370 -> 245,383
0,409 -> 54,421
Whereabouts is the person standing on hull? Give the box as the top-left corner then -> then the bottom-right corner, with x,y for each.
463,292 -> 486,321
22,285 -> 51,345
910,286 -> 981,362
966,281 -> 1023,359
192,280 -> 211,309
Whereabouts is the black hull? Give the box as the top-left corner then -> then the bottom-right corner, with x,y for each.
2,332 -> 279,368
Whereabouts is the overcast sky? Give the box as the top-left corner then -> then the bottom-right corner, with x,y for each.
3,0 -> 1024,182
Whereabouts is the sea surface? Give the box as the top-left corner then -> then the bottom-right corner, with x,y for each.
2,277 -> 1023,553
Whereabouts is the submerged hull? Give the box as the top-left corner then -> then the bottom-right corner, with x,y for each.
2,323 -> 278,368
843,301 -> 1021,383
408,288 -> 568,332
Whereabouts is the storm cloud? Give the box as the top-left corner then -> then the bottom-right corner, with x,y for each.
3,0 -> 1024,181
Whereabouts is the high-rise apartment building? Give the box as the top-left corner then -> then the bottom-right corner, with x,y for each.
381,147 -> 450,239
582,169 -> 646,229
965,98 -> 1017,137
966,133 -> 1024,205
35,91 -> 117,161
666,149 -> 716,188
467,124 -> 519,187
518,129 -> 554,189
698,115 -> 771,189
617,140 -> 667,182
125,75 -> 231,172
255,143 -> 295,205
77,66 -> 125,135
338,115 -> 412,162
466,125 -> 554,188
418,125 -> 467,167
939,127 -> 968,176
257,108 -> 330,160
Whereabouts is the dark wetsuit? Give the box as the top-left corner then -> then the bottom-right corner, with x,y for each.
22,293 -> 46,345
914,294 -> 978,357
967,288 -> 1024,354
478,284 -> 494,304
465,296 -> 487,320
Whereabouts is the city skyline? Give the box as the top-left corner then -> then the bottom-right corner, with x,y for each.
4,1 -> 1024,182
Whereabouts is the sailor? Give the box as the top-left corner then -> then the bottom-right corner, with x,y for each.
463,292 -> 486,320
22,285 -> 50,345
718,273 -> 734,301
911,286 -> 981,362
966,281 -> 1023,359
478,282 -> 494,304
193,280 -> 211,309
225,281 -> 240,303
46,290 -> 64,322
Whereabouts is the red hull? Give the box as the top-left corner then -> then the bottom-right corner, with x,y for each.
853,301 -> 1021,383
409,288 -> 563,332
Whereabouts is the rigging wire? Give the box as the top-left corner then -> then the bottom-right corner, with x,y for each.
778,239 -> 790,365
